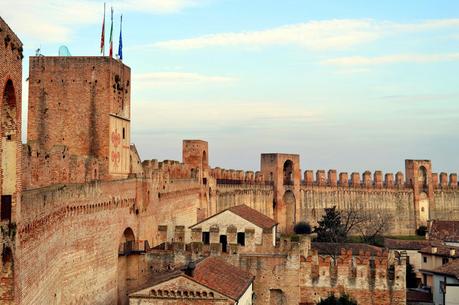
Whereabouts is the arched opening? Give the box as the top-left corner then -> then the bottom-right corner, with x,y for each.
419,192 -> 429,225
1,247 -> 14,300
2,80 -> 17,223
419,166 -> 428,187
202,150 -> 208,168
118,228 -> 136,305
283,160 -> 293,185
270,288 -> 287,305
279,191 -> 296,233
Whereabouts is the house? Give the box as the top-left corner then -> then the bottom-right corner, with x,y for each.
385,238 -> 431,281
189,204 -> 278,251
129,256 -> 255,305
418,259 -> 459,305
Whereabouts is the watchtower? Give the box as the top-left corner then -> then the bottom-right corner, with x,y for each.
405,160 -> 434,227
27,56 -> 131,180
261,153 -> 301,233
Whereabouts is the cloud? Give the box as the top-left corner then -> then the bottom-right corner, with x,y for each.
323,53 -> 459,66
132,100 -> 320,133
0,0 -> 206,43
132,72 -> 236,88
151,18 -> 459,51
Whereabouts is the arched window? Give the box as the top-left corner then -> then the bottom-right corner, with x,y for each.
2,79 -> 17,141
283,160 -> 293,185
419,166 -> 428,186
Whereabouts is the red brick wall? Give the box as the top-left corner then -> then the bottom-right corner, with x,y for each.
27,56 -> 130,181
0,16 -> 23,305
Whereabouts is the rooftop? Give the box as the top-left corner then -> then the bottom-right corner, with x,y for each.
428,220 -> 459,242
194,256 -> 254,300
190,204 -> 277,230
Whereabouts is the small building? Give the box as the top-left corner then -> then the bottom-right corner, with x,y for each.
189,204 -> 278,251
385,238 -> 431,281
419,245 -> 459,292
419,259 -> 459,305
129,256 -> 254,305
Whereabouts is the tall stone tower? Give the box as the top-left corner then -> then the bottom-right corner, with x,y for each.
27,57 -> 131,181
405,160 -> 434,227
0,16 -> 23,305
261,153 -> 301,233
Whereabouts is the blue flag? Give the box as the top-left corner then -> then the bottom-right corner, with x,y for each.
118,14 -> 123,60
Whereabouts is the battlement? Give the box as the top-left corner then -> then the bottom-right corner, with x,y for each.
302,248 -> 406,303
302,169 -> 459,190
303,169 -> 409,189
211,167 -> 269,185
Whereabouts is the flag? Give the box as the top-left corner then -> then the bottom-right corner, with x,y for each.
118,14 -> 123,60
100,3 -> 105,55
109,7 -> 114,57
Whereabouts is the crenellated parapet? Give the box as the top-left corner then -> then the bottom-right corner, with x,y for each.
301,248 -> 406,305
302,169 -> 409,189
210,167 -> 271,185
432,172 -> 458,189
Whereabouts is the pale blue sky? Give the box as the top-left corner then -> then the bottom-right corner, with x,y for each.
2,0 -> 459,174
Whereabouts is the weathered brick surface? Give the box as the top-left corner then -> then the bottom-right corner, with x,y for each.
0,16 -> 23,305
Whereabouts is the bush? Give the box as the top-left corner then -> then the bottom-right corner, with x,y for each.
416,225 -> 427,236
294,221 -> 312,234
317,293 -> 357,305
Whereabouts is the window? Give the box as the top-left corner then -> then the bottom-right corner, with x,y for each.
443,257 -> 449,265
1,195 -> 12,221
202,232 -> 210,245
423,256 -> 427,263
122,127 -> 125,139
237,232 -> 245,246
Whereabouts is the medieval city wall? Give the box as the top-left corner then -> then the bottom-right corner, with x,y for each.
15,168 -> 205,305
301,249 -> 406,305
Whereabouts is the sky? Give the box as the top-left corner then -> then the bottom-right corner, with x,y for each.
2,0 -> 459,174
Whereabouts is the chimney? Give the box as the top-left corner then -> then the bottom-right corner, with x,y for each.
184,261 -> 196,277
451,249 -> 456,257
431,247 -> 438,254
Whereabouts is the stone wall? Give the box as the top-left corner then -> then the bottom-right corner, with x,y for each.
0,16 -> 23,305
301,249 -> 406,305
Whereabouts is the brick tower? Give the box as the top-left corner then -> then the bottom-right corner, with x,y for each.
0,17 -> 23,305
261,153 -> 301,233
27,56 -> 131,181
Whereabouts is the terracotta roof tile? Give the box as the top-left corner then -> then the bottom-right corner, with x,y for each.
406,289 -> 433,303
384,238 -> 430,250
193,256 -> 254,300
429,220 -> 459,242
227,205 -> 277,230
419,244 -> 459,258
429,259 -> 459,279
190,204 -> 277,230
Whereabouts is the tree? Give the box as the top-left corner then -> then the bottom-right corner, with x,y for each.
406,263 -> 419,288
294,221 -> 312,234
416,225 -> 427,236
314,206 -> 346,243
317,293 -> 358,305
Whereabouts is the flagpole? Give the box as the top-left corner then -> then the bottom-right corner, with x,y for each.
109,6 -> 114,58
100,3 -> 105,56
118,14 -> 123,61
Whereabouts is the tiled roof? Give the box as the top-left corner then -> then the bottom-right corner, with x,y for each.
384,238 -> 430,250
190,204 -> 277,230
227,205 -> 277,230
193,256 -> 254,300
419,244 -> 459,258
429,220 -> 459,242
311,242 -> 382,256
406,289 -> 433,303
428,259 -> 459,279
